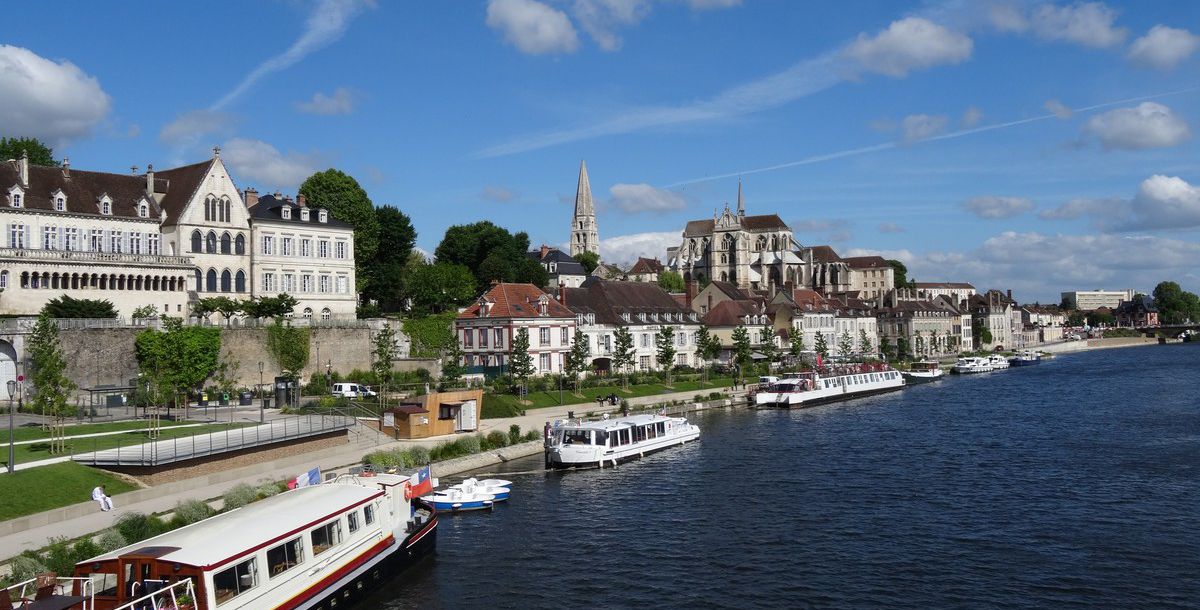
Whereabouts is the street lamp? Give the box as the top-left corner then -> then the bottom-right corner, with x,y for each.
6,379 -> 15,474
258,361 -> 265,423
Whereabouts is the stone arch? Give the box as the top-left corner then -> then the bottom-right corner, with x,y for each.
206,231 -> 217,254
220,269 -> 232,292
206,268 -> 217,292
0,339 -> 16,392
220,232 -> 232,254
191,230 -> 202,253
235,270 -> 247,293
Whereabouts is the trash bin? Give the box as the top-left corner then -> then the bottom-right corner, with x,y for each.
239,391 -> 253,406
198,392 -> 209,407
219,392 -> 230,406
263,396 -> 272,409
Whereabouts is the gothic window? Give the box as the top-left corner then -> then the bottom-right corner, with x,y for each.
206,269 -> 217,292
206,231 -> 217,253
722,234 -> 734,250
223,198 -> 232,222
220,270 -> 232,292
204,196 -> 212,221
235,270 -> 247,292
191,230 -> 202,252
195,269 -> 203,292
756,236 -> 766,251
771,235 -> 779,250
235,234 -> 246,254
220,232 -> 231,254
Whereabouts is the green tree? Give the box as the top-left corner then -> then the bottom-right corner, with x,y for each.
198,296 -> 242,326
565,330 -> 591,395
695,325 -> 713,364
434,221 -> 545,293
28,315 -> 75,451
441,339 -> 465,388
509,328 -> 535,394
131,305 -> 159,321
731,325 -> 752,382
813,332 -> 829,361
300,170 -> 380,288
789,330 -> 805,360
575,250 -> 600,275
135,318 -> 221,411
1153,281 -> 1200,324
0,137 -> 58,166
858,328 -> 872,356
879,335 -> 893,361
1086,310 -> 1116,327
887,259 -> 914,289
40,295 -> 117,319
612,326 -> 635,389
655,326 -> 677,384
838,330 -> 854,358
929,329 -> 940,355
242,294 -> 298,319
657,271 -> 685,292
913,331 -> 925,357
759,326 -> 778,363
405,262 -> 477,315
974,320 -> 993,346
372,323 -> 396,393
365,205 -> 417,312
266,321 -> 310,380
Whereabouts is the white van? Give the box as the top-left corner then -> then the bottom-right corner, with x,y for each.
331,382 -> 376,399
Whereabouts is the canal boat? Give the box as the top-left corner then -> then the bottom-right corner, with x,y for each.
902,360 -> 944,383
72,473 -> 437,610
754,364 -> 906,408
987,354 -> 1010,370
545,414 -> 700,469
952,357 -> 992,374
1009,350 -> 1042,366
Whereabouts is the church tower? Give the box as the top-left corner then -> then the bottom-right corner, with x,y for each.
569,160 -> 599,257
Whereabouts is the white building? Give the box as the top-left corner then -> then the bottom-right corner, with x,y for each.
842,256 -> 894,300
456,283 -> 576,375
1060,289 -> 1135,311
247,192 -> 356,319
915,282 -> 977,304
563,280 -> 701,371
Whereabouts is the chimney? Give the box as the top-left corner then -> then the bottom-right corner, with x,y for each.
297,193 -> 306,207
1007,289 -> 1012,302
558,282 -> 567,305
685,279 -> 698,307
144,163 -> 153,194
273,191 -> 282,200
540,244 -> 550,259
131,165 -> 139,175
244,188 -> 259,208
18,149 -> 28,185
62,157 -> 71,179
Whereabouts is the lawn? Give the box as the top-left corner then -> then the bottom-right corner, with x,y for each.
483,377 -> 735,418
0,462 -> 138,521
12,423 -> 253,466
11,419 -> 196,443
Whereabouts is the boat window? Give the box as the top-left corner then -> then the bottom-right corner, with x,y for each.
364,504 -> 376,525
656,422 -> 666,436
88,572 -> 118,597
595,430 -> 608,446
563,429 -> 592,445
348,511 -> 360,534
267,537 -> 304,578
619,428 -> 630,446
213,557 -> 258,605
311,521 -> 343,556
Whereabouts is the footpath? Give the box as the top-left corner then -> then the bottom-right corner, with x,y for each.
0,384 -> 747,563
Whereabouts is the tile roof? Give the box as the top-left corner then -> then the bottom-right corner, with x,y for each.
702,299 -> 765,327
458,283 -> 575,319
627,257 -> 664,275
563,280 -> 696,326
842,255 -> 889,269
1,162 -> 160,220
791,288 -> 827,309
250,194 -> 353,229
154,159 -> 216,225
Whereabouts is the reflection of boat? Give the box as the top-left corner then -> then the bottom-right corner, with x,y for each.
754,364 -> 905,408
903,360 -> 944,383
1009,350 -> 1042,366
445,477 -> 511,502
987,354 -> 1010,370
545,414 -> 700,469
952,357 -> 992,374
426,486 -> 496,511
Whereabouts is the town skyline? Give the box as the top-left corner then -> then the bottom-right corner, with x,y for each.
2,1 -> 1198,302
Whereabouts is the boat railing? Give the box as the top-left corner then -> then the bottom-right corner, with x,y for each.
112,578 -> 195,610
7,575 -> 95,610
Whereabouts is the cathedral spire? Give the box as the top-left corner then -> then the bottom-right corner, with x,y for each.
736,178 -> 745,218
574,160 -> 594,217
570,160 -> 599,258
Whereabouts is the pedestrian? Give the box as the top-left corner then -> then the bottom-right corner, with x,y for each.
92,485 -> 113,511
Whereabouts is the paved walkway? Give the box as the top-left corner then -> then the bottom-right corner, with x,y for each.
11,423 -> 211,446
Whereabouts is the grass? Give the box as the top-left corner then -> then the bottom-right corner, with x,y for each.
0,462 -> 138,521
12,423 -> 253,466
483,377 -> 735,418
10,419 -> 196,443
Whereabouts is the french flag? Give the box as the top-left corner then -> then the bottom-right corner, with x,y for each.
288,467 -> 321,489
407,466 -> 433,498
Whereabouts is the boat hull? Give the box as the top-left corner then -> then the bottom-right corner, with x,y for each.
1009,358 -> 1041,367
546,429 -> 700,469
902,371 -> 943,384
755,382 -> 904,409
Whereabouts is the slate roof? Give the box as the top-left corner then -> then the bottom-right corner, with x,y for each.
709,280 -> 749,301
915,281 -> 976,290
809,245 -> 842,263
1115,295 -> 1157,313
563,280 -> 696,326
681,214 -> 789,237
154,159 -> 216,225
1,161 -> 161,220
459,283 -> 574,319
702,299 -> 765,327
842,255 -> 889,269
527,247 -> 586,277
250,194 -> 353,229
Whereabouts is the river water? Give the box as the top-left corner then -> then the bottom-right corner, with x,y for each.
371,344 -> 1200,609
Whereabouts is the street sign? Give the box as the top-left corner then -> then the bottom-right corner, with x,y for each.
16,375 -> 23,382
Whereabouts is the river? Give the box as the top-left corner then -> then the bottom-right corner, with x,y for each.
371,343 -> 1200,609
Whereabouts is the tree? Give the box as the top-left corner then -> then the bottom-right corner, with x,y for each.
242,294 -> 298,319
1067,311 -> 1085,327
913,331 -> 925,357
974,320 -> 993,346
266,321 -> 310,381
896,337 -> 910,360
300,169 -> 380,288
813,332 -> 829,361
565,330 -> 591,395
135,317 -> 222,411
838,330 -> 854,358
759,326 -> 778,363
131,305 -> 159,321
365,205 -> 417,312
655,326 -> 677,384
887,259 -> 914,289
1153,281 -> 1200,324
405,263 -> 477,315
0,137 -> 58,166
657,271 -> 685,293
929,329 -> 940,355
28,315 -> 75,451
576,251 -> 600,275
1086,310 -> 1115,327
372,323 -> 397,394
879,336 -> 893,361
612,326 -> 635,390
198,296 -> 242,326
731,325 -> 752,382
789,330 -> 805,360
441,339 -> 465,388
509,328 -> 535,394
858,328 -> 872,356
40,295 -> 117,319
435,221 -> 545,293
695,325 -> 714,364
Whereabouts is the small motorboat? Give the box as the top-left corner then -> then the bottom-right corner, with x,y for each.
952,357 -> 992,374
903,360 -> 944,383
987,354 -> 1010,370
1009,350 -> 1042,366
425,486 -> 496,512
445,477 -> 512,502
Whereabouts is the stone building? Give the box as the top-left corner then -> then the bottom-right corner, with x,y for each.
968,290 -> 1015,350
568,161 -> 599,258
456,282 -> 576,375
915,281 -> 976,304
626,257 -> 664,283
842,256 -> 894,300
561,279 -> 701,372
528,245 -> 587,288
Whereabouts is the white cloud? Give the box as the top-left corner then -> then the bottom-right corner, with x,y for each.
215,0 -> 373,109
0,45 -> 110,144
1044,99 -> 1073,119
572,0 -> 650,51
901,114 -> 949,143
1084,102 -> 1190,150
961,106 -> 983,128
1121,174 -> 1200,231
159,109 -> 238,148
296,88 -> 356,115
1128,25 -> 1200,70
963,196 -> 1034,219
987,3 -> 1029,33
221,138 -> 324,191
1038,197 -> 1121,220
845,17 -> 973,78
878,222 -> 906,233
487,0 -> 580,55
598,231 -> 679,266
1030,2 -> 1127,48
480,185 -> 519,202
684,0 -> 740,8
609,183 -> 687,213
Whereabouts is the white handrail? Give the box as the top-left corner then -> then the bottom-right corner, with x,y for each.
112,578 -> 196,610
4,576 -> 95,610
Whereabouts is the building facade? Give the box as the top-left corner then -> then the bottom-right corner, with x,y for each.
842,256 -> 894,300
562,280 -> 702,372
915,282 -> 977,304
1061,289 -> 1135,311
528,246 -> 587,288
456,283 -> 576,375
569,161 -> 599,258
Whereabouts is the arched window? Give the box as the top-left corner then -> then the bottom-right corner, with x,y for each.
204,196 -> 212,221
220,232 -> 231,254
234,234 -> 245,255
138,202 -> 148,218
191,230 -> 202,253
195,269 -> 202,292
206,269 -> 217,292
755,236 -> 766,251
206,231 -> 216,253
722,234 -> 734,250
220,270 -> 232,292
224,199 -> 232,222
0,270 -> 7,289
303,307 -> 313,319
321,308 -> 331,320
235,270 -> 246,293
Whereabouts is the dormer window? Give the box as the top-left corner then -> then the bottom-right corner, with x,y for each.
318,209 -> 328,223
282,206 -> 292,220
137,199 -> 149,218
52,190 -> 66,211
301,208 -> 310,221
98,194 -> 112,215
8,185 -> 23,208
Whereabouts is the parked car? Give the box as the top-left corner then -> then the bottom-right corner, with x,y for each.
331,382 -> 377,399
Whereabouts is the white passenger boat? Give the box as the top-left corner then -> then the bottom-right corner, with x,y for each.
902,360 -> 945,383
952,357 -> 992,374
441,477 -> 511,502
426,486 -> 496,512
754,364 -> 905,408
1009,350 -> 1042,366
545,414 -> 700,469
72,473 -> 436,610
987,354 -> 1010,370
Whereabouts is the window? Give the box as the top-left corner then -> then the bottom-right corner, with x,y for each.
561,327 -> 569,344
221,233 -> 231,254
282,237 -> 293,256
303,307 -> 313,319
282,274 -> 295,293
318,240 -> 330,258
347,511 -> 360,534
282,206 -> 291,220
364,504 -> 375,525
206,231 -> 216,253
302,275 -> 313,293
494,329 -> 504,348
42,226 -> 58,250
221,270 -> 232,292
464,330 -> 473,347
235,234 -> 246,255
336,276 -> 348,294
641,334 -> 650,348
539,353 -> 551,371
539,327 -> 550,347
9,224 -> 27,249
640,355 -> 651,370
321,307 -> 331,320
101,200 -> 111,215
212,557 -> 257,605
478,329 -> 488,348
10,191 -> 22,207
262,235 -> 275,255
128,232 -> 140,254
335,241 -> 347,259
319,275 -> 330,293
311,521 -> 342,555
191,230 -> 202,252
318,209 -> 328,223
138,201 -> 148,218
439,404 -> 458,420
301,239 -> 312,257
266,537 -> 304,578
235,270 -> 246,293
204,197 -> 213,221
54,195 -> 65,211
301,208 -> 310,221
0,270 -> 7,289
148,234 -> 160,255
262,272 -> 275,292
206,269 -> 217,292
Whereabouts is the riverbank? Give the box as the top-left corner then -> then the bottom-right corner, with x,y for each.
1039,336 -> 1160,354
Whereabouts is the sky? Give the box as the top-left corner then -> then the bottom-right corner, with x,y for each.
2,0 -> 1198,302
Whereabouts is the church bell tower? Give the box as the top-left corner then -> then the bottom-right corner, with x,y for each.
569,160 -> 599,257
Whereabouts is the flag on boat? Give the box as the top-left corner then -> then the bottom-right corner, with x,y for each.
288,466 -> 321,489
406,466 -> 433,498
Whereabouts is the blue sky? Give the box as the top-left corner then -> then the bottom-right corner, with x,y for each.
2,0 -> 1199,301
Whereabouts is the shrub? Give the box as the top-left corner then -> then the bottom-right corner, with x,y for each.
173,499 -> 214,525
222,484 -> 258,511
71,538 -> 102,564
256,482 -> 284,499
508,424 -> 522,445
97,529 -> 127,553
406,446 -> 430,465
10,554 -> 48,583
522,430 -> 541,442
44,537 -> 77,577
364,450 -> 397,469
460,435 -> 481,454
486,431 -> 509,449
116,512 -> 168,544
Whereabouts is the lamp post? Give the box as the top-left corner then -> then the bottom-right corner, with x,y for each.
6,379 -> 15,474
325,359 -> 332,400
258,361 -> 265,423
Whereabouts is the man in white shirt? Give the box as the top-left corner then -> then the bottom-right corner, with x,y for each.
92,485 -> 113,511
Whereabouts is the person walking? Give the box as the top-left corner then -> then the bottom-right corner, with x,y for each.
92,485 -> 114,511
